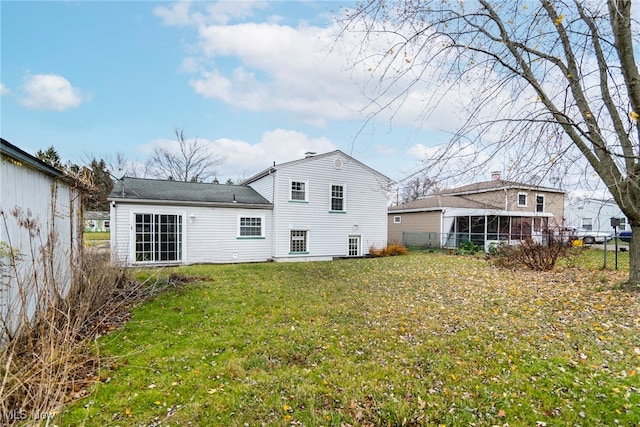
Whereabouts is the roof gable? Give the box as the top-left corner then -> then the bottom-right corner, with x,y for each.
242,150 -> 391,185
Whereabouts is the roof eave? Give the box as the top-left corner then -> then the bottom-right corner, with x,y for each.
107,197 -> 273,209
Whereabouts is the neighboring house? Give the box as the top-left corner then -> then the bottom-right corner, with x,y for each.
388,176 -> 565,249
109,150 -> 391,266
0,138 -> 83,344
565,198 -> 629,233
84,210 -> 110,232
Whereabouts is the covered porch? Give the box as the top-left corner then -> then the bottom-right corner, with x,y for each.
442,208 -> 556,249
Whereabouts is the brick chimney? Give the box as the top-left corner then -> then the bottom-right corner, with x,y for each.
491,171 -> 502,181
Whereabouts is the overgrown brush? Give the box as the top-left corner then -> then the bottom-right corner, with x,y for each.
0,250 -> 133,424
368,243 -> 409,257
0,244 -> 179,426
489,237 -> 570,271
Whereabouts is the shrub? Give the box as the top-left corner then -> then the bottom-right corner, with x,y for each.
489,238 -> 568,271
456,240 -> 481,255
368,243 -> 409,257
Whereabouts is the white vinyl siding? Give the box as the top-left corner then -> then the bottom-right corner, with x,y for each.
1,156 -> 82,342
111,203 -> 272,265
250,153 -> 388,261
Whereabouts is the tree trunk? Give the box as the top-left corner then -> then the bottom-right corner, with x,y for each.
628,223 -> 640,288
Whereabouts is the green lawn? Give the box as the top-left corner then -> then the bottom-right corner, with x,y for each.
60,253 -> 639,426
84,231 -> 110,246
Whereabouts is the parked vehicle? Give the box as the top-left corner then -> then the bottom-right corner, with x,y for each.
619,230 -> 632,243
565,227 -> 614,244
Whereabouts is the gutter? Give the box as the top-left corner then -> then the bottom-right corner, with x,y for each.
107,198 -> 273,210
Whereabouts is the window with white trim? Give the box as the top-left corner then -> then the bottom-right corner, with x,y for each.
238,216 -> 264,237
535,195 -> 545,213
582,218 -> 593,231
517,192 -> 528,207
135,213 -> 182,262
290,230 -> 308,253
104,220 -> 110,229
290,181 -> 308,201
393,216 -> 402,224
330,184 -> 345,211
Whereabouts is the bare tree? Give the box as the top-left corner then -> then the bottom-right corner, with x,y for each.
149,129 -> 225,182
398,175 -> 442,204
101,151 -> 153,179
341,0 -> 640,286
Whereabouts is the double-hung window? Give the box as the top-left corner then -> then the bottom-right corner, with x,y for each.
135,213 -> 183,262
517,192 -> 528,207
330,184 -> 345,212
290,181 -> 308,201
239,216 -> 263,238
290,230 -> 308,253
535,195 -> 545,213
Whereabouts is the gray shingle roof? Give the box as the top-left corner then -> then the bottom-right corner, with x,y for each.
108,177 -> 271,207
389,195 -> 497,211
438,179 -> 564,195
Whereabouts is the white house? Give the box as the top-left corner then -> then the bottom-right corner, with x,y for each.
565,198 -> 629,233
109,178 -> 273,265
108,150 -> 391,266
0,138 -> 83,344
242,150 -> 391,262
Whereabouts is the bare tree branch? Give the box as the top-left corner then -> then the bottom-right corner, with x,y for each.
149,129 -> 226,182
340,0 -> 640,285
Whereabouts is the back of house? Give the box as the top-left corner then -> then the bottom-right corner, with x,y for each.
109,150 -> 391,266
244,150 -> 391,261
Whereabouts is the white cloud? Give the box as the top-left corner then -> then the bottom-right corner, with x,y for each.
154,1 -> 202,27
186,21 -> 363,125
0,83 -> 10,96
19,73 -> 90,111
154,1 -> 268,26
175,9 -> 488,134
137,128 -> 336,181
157,2 -> 522,139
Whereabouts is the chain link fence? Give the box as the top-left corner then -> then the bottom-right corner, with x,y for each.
402,231 -> 630,271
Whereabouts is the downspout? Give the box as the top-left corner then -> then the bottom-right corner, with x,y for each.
110,201 -> 116,264
271,167 -> 277,260
441,209 -> 446,247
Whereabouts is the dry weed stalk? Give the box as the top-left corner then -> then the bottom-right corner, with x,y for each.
0,209 -> 153,426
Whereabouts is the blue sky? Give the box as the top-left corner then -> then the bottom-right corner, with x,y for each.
1,0 -> 454,183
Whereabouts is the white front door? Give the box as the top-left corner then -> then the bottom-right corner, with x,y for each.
348,235 -> 360,257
